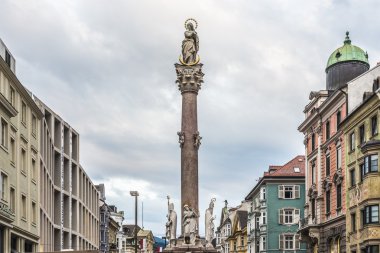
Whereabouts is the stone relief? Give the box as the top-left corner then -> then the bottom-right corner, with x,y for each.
322,177 -> 332,192
333,168 -> 343,185
177,131 -> 185,148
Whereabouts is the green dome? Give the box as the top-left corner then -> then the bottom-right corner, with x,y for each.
326,32 -> 369,70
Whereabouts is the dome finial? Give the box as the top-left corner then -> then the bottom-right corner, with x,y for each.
344,31 -> 351,45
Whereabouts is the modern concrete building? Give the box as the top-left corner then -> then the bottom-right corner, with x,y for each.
245,155 -> 306,253
0,38 -> 43,253
342,65 -> 380,253
35,97 -> 100,251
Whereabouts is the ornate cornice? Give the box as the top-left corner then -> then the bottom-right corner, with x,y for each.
175,63 -> 204,94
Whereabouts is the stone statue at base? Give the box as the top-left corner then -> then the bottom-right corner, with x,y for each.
166,196 -> 177,247
205,198 -> 216,247
183,204 -> 199,245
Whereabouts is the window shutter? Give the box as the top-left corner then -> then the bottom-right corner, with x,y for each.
295,234 -> 300,249
279,234 -> 284,250
295,185 -> 300,198
278,185 -> 284,199
279,209 -> 284,224
294,209 -> 300,224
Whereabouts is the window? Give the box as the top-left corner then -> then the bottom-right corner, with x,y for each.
1,172 -> 8,201
312,161 -> 316,184
337,147 -> 342,169
372,115 -> 378,136
279,208 -> 300,224
337,111 -> 341,128
32,202 -> 36,223
10,138 -> 15,163
362,205 -> 379,225
279,234 -> 300,250
226,223 -> 231,236
5,50 -> 11,67
311,133 -> 315,151
256,240 -> 260,253
361,154 -> 378,179
260,187 -> 266,200
31,159 -> 36,181
260,236 -> 266,251
294,167 -> 300,173
21,102 -> 27,124
21,148 -> 26,173
233,241 -> 237,251
32,115 -> 37,136
10,188 -> 15,212
350,132 -> 355,151
351,213 -> 356,232
337,184 -> 342,209
9,86 -> 15,107
363,245 -> 379,253
326,154 -> 331,176
255,216 -> 260,229
284,209 -> 293,224
240,236 -> 244,247
279,185 -> 300,199
350,169 -> 356,187
225,243 -> 229,253
21,194 -> 26,219
1,119 -> 8,148
326,190 -> 331,214
261,211 -> 266,225
359,124 -> 365,144
326,121 -> 330,140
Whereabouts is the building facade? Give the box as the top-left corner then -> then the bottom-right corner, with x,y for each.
36,97 -> 100,251
297,32 -> 370,253
227,210 -> 247,253
215,201 -> 250,253
342,65 -> 380,253
245,155 -> 306,253
0,38 -> 43,253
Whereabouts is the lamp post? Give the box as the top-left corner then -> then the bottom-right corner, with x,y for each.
130,191 -> 139,253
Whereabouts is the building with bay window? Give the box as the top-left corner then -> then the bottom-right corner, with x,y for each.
298,32 -> 370,253
245,155 -> 306,253
341,64 -> 380,253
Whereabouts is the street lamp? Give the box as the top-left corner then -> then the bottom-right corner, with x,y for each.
130,191 -> 139,253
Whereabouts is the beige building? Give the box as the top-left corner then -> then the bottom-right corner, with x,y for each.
0,39 -> 43,252
36,98 -> 100,252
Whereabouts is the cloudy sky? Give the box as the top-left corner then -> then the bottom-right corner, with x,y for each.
1,0 -> 380,237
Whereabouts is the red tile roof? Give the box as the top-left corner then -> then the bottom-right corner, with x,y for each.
264,155 -> 305,177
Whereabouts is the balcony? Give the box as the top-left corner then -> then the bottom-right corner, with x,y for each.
298,217 -> 319,244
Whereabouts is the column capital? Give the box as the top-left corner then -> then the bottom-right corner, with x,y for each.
175,63 -> 204,94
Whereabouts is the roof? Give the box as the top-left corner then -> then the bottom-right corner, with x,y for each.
123,224 -> 141,237
138,229 -> 153,238
245,155 -> 305,200
264,155 -> 305,177
236,210 -> 248,230
326,32 -> 369,70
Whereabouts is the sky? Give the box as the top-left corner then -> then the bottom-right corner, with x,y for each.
1,0 -> 380,237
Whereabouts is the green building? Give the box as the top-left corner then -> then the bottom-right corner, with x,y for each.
245,155 -> 306,253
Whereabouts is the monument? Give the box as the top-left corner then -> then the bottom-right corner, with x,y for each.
164,19 -> 217,253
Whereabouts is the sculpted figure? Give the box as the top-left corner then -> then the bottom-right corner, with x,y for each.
165,196 -> 177,247
181,20 -> 199,65
183,204 -> 198,245
205,198 -> 216,247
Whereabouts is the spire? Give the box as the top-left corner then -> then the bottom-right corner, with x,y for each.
344,31 -> 351,45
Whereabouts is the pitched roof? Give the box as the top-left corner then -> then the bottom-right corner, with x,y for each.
264,155 -> 305,177
123,224 -> 141,237
236,210 -> 248,229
